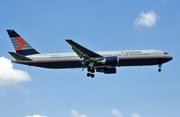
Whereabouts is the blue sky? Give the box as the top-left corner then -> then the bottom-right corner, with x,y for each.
0,0 -> 179,117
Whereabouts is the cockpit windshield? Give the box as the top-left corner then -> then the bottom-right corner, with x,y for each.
164,52 -> 169,55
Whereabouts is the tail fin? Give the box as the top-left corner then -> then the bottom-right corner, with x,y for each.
7,29 -> 40,56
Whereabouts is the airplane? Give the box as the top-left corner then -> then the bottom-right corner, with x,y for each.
6,29 -> 173,78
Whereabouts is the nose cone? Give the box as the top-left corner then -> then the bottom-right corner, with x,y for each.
167,55 -> 173,61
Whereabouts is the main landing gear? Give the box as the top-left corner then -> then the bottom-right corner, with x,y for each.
158,64 -> 162,72
87,67 -> 95,78
87,73 -> 94,78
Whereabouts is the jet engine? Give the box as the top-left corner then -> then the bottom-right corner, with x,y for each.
97,56 -> 119,65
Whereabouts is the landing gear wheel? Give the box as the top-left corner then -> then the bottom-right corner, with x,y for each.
91,74 -> 94,78
87,67 -> 91,72
87,73 -> 91,77
158,69 -> 161,72
87,73 -> 95,78
91,69 -> 95,73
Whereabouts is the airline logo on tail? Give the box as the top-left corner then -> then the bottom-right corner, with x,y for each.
14,37 -> 27,50
7,29 -> 40,56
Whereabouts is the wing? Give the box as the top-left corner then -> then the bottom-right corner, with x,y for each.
65,40 -> 104,62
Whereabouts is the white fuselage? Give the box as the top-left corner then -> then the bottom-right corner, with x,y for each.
12,50 -> 172,69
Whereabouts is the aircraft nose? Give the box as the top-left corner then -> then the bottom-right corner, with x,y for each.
168,55 -> 173,61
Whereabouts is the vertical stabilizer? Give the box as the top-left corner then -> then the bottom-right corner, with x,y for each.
7,29 -> 40,56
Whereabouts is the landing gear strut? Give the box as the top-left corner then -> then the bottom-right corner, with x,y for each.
158,64 -> 162,72
87,67 -> 95,73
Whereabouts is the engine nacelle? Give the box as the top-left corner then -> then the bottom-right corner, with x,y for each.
98,56 -> 119,65
96,67 -> 116,74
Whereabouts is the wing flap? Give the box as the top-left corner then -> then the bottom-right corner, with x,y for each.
72,46 -> 89,59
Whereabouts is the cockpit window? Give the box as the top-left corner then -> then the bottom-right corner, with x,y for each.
164,52 -> 169,54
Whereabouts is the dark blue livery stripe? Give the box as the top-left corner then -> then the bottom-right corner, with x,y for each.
7,30 -> 20,38
17,49 -> 39,56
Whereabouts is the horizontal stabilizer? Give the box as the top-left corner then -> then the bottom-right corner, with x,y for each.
9,52 -> 32,61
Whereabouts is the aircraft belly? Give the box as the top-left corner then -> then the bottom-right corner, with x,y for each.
24,61 -> 83,69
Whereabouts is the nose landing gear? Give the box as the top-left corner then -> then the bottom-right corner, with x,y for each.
158,64 -> 162,72
158,68 -> 161,72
